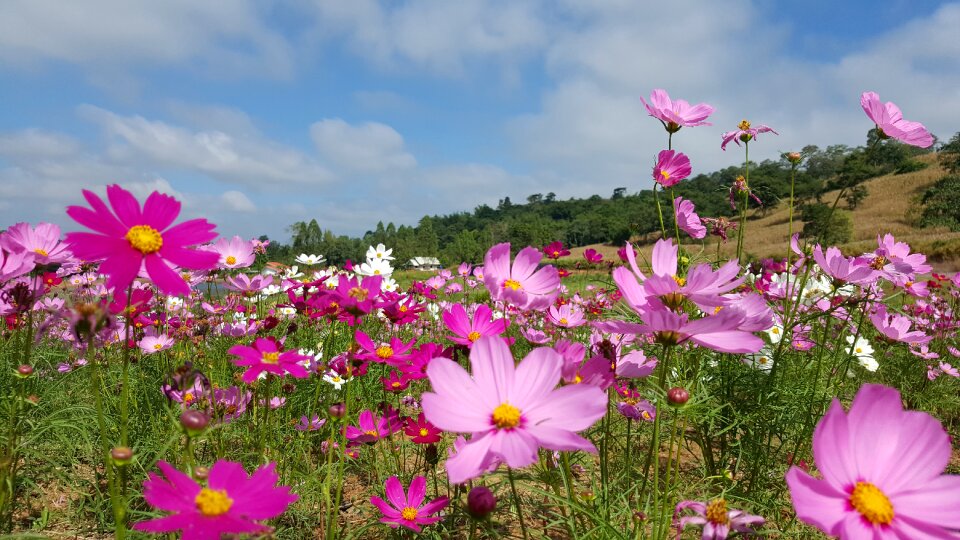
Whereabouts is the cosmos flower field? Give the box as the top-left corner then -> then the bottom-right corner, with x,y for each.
0,90 -> 958,539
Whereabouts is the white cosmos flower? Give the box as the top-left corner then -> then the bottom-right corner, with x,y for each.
323,371 -> 347,390
283,266 -> 304,279
295,254 -> 325,266
766,323 -> 784,344
366,243 -> 394,262
745,348 -> 774,372
165,296 -> 184,312
277,306 -> 297,317
358,258 -> 393,277
845,335 -> 878,371
381,277 -> 399,292
260,284 -> 282,296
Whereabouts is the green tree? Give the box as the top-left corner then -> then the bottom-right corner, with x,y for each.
938,132 -> 960,175
919,175 -> 960,231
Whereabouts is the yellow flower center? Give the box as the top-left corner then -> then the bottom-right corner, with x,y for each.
771,327 -> 780,335
468,331 -> 482,342
849,482 -> 894,525
492,402 -> 521,429
374,269 -> 381,275
660,170 -> 670,180
195,488 -> 233,517
376,345 -> 394,359
364,429 -> 379,438
641,411 -> 652,420
34,248 -> 49,256
855,347 -> 863,354
714,306 -> 723,314
705,498 -> 729,525
262,352 -> 280,364
401,507 -> 418,521
125,225 -> 164,254
225,255 -> 237,265
559,318 -> 568,325
419,428 -> 429,437
184,392 -> 194,404
870,256 -> 887,270
153,343 -> 163,350
502,279 -> 522,291
672,275 -> 686,287
348,287 -> 369,301
574,374 -> 583,384
738,120 -> 751,130
399,305 -> 408,312
391,381 -> 401,388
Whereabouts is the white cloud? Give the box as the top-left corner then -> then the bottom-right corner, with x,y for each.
310,118 -> 416,173
0,0 -> 293,78
221,190 -> 257,213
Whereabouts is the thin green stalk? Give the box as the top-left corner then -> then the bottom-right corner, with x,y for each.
507,467 -> 530,540
735,142 -> 750,262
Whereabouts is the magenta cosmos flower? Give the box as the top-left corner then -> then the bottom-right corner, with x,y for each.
653,150 -> 692,188
422,336 -> 607,484
483,243 -> 560,311
721,120 -> 778,151
786,384 -> 960,538
442,303 -> 509,347
133,460 -> 297,538
640,89 -> 715,132
66,185 -> 219,296
228,338 -> 311,383
860,91 -> 933,148
370,476 -> 448,533
0,222 -> 72,265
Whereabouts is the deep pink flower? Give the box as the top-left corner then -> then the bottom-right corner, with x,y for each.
422,336 -> 607,484
344,408 -> 401,444
786,384 -> 960,538
381,371 -> 411,393
860,91 -> 933,148
66,185 -> 218,296
583,248 -> 603,263
442,303 -> 508,347
640,89 -> 714,132
674,197 -> 706,239
653,150 -> 692,187
355,330 -> 415,366
133,460 -> 297,538
483,243 -> 559,311
674,499 -> 765,539
0,222 -> 72,265
228,338 -> 311,383
721,120 -> 778,151
370,476 -> 448,533
404,413 -> 442,444
543,241 -> 570,260
330,274 -> 383,325
210,236 -> 255,269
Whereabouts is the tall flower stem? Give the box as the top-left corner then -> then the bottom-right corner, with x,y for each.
87,337 -> 126,539
507,467 -> 530,540
735,142 -> 750,261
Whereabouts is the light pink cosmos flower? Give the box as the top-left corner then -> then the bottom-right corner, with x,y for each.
548,303 -> 586,328
0,249 -> 34,283
483,243 -> 559,311
66,185 -> 219,296
813,245 -> 876,285
674,499 -> 765,539
653,150 -> 692,188
442,303 -> 509,347
869,305 -> 930,345
864,233 -> 932,282
133,460 -> 297,538
139,331 -> 175,355
721,120 -> 778,151
640,89 -> 715,132
674,197 -> 706,239
422,336 -> 607,484
228,338 -> 311,383
370,476 -> 448,533
786,384 -> 960,538
860,91 -> 934,148
223,273 -> 273,295
210,236 -> 255,269
0,222 -> 72,264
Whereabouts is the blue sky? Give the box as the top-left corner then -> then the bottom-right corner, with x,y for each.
1,0 -> 958,241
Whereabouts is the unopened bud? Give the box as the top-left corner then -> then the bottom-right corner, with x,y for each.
180,410 -> 209,435
110,446 -> 134,466
328,402 -> 346,419
16,364 -> 33,378
786,151 -> 802,164
424,444 -> 439,467
667,387 -> 690,405
467,486 -> 497,519
193,466 -> 210,481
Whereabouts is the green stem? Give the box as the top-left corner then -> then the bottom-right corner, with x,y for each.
507,467 -> 530,540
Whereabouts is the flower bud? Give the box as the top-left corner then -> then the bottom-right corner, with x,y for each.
328,402 -> 346,419
466,486 -> 497,519
193,466 -> 210,481
110,446 -> 134,466
180,410 -> 209,435
667,387 -> 690,405
786,151 -> 802,164
424,444 -> 439,467
16,364 -> 33,378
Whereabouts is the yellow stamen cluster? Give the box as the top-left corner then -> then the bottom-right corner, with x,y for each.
401,507 -> 419,521
467,331 -> 482,342
195,488 -> 233,517
738,120 -> 751,130
262,352 -> 280,364
502,279 -> 522,291
419,428 -> 429,437
870,256 -> 887,270
34,248 -> 49,257
225,255 -> 237,266
348,287 -> 369,301
705,498 -> 729,525
849,482 -> 894,525
492,402 -> 521,429
125,225 -> 163,254
376,345 -> 394,359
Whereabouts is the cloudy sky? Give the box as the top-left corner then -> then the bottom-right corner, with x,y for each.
2,0 -> 958,241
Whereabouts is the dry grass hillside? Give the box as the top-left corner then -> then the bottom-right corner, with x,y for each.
568,154 -> 960,272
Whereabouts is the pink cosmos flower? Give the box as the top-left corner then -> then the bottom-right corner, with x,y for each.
865,233 -> 932,282
674,197 -> 706,239
544,241 -> 570,260
228,338 -> 311,383
133,460 -> 297,538
344,408 -> 402,444
813,245 -> 876,285
860,91 -> 934,148
674,499 -> 765,539
548,303 -> 586,328
296,414 -> 326,431
422,336 -> 607,484
0,222 -> 72,265
354,330 -> 416,366
786,384 -> 960,538
583,248 -> 603,263
653,150 -> 692,188
139,330 -> 175,355
66,185 -> 219,296
483,243 -> 559,311
640,89 -> 714,132
404,413 -> 442,444
370,476 -> 448,533
721,120 -> 778,151
869,305 -> 930,345
210,236 -> 255,269
442,303 -> 509,347
0,249 -> 34,283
